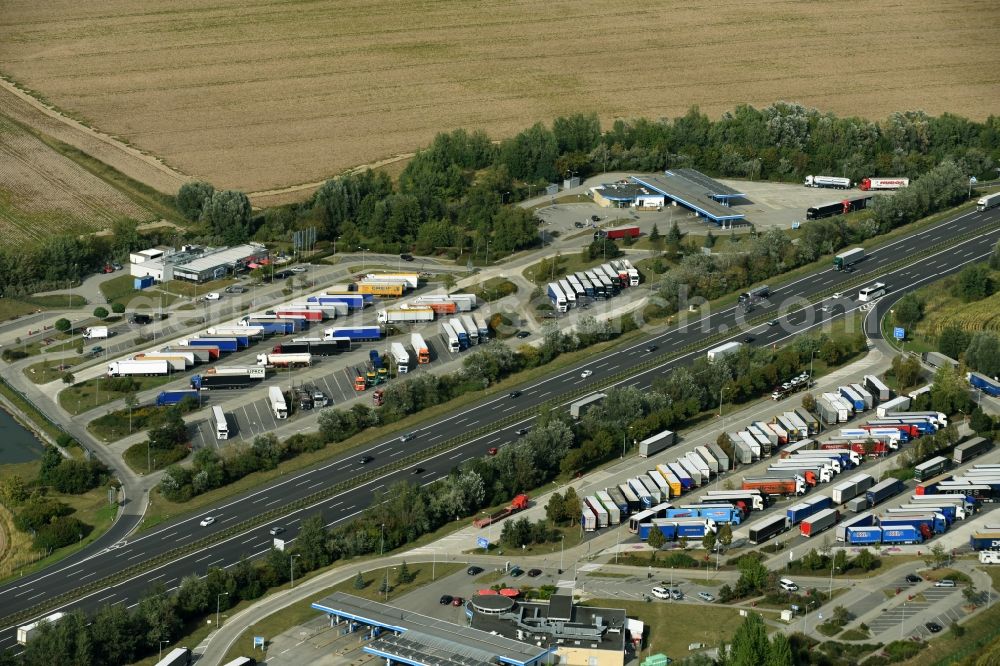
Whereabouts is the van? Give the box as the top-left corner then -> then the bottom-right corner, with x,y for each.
779,578 -> 799,592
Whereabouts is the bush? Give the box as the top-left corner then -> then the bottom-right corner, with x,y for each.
882,639 -> 925,663
111,302 -> 126,314
93,306 -> 109,319
33,516 -> 89,551
54,318 -> 71,332
15,497 -> 73,532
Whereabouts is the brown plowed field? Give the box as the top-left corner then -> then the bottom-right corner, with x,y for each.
1,0 -> 996,194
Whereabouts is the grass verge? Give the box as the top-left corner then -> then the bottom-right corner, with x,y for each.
58,374 -> 175,416
99,274 -> 140,303
22,356 -> 85,384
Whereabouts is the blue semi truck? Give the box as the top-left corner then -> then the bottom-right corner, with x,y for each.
156,390 -> 200,407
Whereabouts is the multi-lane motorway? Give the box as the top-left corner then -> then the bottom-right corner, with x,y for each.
1,204 -> 998,648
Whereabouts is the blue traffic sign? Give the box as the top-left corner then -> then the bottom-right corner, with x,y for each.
477,536 -> 490,549
894,327 -> 905,340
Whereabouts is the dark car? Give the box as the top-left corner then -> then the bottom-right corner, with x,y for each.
467,566 -> 484,575
591,215 -> 600,222
129,313 -> 152,325
925,622 -> 942,633
400,254 -> 414,262
515,331 -> 531,338
439,595 -> 453,605
274,270 -> 292,279
768,319 -> 779,326
509,567 -> 524,577
412,467 -> 426,475
574,221 -> 584,228
358,455 -> 374,465
269,525 -> 285,536
527,569 -> 542,578
743,335 -> 755,343
905,574 -> 922,584
508,391 -> 521,399
645,345 -> 658,353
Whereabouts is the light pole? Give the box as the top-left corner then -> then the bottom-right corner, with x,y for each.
380,523 -> 385,557
486,240 -> 492,267
829,551 -> 836,602
622,426 -> 632,459
559,534 -> 565,573
159,641 -> 169,661
290,553 -> 300,589
384,566 -> 397,602
216,591 -> 229,628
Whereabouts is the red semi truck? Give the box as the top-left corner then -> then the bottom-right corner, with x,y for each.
859,177 -> 909,191
473,494 -> 529,528
742,477 -> 806,496
596,225 -> 640,240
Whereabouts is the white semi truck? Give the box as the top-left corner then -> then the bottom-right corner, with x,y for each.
391,342 -> 410,374
804,175 -> 851,189
268,386 -> 288,419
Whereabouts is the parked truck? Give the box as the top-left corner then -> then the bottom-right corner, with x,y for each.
742,476 -> 806,497
866,478 -> 905,507
695,446 -> 720,474
256,353 -> 311,368
107,359 -> 170,377
833,247 -> 865,271
391,342 -> 410,374
707,341 -> 741,361
638,429 -> 675,457
411,333 -> 430,364
17,612 -> 66,645
805,175 -> 851,189
786,495 -> 834,525
864,375 -> 892,402
161,346 -> 212,363
184,337 -> 238,353
708,443 -> 730,471
836,513 -> 876,542
190,367 -> 267,390
473,494 -> 529,528
800,508 -> 839,537
155,390 -> 200,407
970,530 -> 1000,551
268,386 -> 288,419
968,372 -> 1000,398
377,307 -> 435,324
832,474 -> 874,504
597,225 -> 640,240
876,395 -> 911,417
83,326 -> 110,339
571,393 -> 606,419
954,437 -> 991,465
860,177 -> 909,191
323,326 -> 381,342
748,515 -> 790,545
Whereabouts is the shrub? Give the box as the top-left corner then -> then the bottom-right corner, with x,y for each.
33,516 -> 89,551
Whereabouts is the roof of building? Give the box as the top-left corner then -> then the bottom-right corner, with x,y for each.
175,244 -> 268,273
469,590 -> 627,654
312,592 -> 550,666
591,182 -> 661,201
629,172 -> 746,222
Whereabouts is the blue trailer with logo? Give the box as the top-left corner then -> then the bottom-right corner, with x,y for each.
324,326 -> 381,342
846,526 -> 882,545
970,530 -> 1000,550
186,338 -> 238,353
787,495 -> 833,525
881,525 -> 924,545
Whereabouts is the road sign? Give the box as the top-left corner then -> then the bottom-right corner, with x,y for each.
254,636 -> 265,649
477,536 -> 490,550
894,327 -> 905,340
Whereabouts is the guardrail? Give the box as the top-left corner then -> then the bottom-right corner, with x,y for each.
3,218 -> 998,630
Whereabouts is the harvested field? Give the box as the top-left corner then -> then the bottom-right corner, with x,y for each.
0,113 -> 157,244
0,0 -> 997,195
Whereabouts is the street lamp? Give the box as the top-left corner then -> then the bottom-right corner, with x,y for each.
380,523 -> 385,557
622,426 -> 632,459
486,240 -> 492,267
216,591 -> 229,628
384,566 -> 397,602
290,553 -> 300,589
559,534 -> 565,573
159,641 -> 169,661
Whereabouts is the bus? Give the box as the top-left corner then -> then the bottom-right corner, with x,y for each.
212,406 -> 229,440
857,282 -> 887,302
914,455 -> 951,482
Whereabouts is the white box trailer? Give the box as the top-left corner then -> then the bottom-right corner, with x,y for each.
596,490 -> 621,525
638,429 -> 675,457
461,315 -> 479,344
708,443 -> 730,471
695,446 -> 719,474
586,496 -> 609,528
268,386 -> 287,419
864,375 -> 892,402
686,451 -> 712,479
850,383 -> 874,410
83,326 -> 109,339
390,342 -> 410,374
17,612 -> 66,645
738,431 -> 761,460
978,192 -> 1000,211
571,393 -> 606,419
582,505 -> 598,531
677,457 -> 704,486
107,359 -> 170,377
707,341 -> 742,361
877,395 -> 911,417
212,405 -> 229,440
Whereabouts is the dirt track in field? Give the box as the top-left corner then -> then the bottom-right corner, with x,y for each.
0,0 -> 997,195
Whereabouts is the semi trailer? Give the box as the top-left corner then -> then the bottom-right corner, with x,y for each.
804,175 -> 851,189
833,247 -> 865,271
107,359 -> 170,377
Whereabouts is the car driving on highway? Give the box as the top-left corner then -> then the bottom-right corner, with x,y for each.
580,369 -> 593,378
199,516 -> 215,527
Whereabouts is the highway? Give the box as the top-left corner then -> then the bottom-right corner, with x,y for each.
1,204 -> 998,648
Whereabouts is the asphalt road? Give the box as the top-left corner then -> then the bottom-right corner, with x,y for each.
1,205 -> 998,649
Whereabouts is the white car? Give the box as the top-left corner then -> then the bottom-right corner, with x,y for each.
199,516 -> 216,527
580,370 -> 593,379
831,292 -> 843,300
697,592 -> 715,602
291,266 -> 308,273
651,586 -> 671,600
203,292 -> 221,301
934,579 -> 956,588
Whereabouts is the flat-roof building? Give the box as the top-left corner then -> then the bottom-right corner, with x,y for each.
129,243 -> 268,283
591,169 -> 747,227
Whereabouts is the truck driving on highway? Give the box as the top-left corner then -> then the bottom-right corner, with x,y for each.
834,247 -> 865,271
977,192 -> 1000,211
17,612 -> 65,645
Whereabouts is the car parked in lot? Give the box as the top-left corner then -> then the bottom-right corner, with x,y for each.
934,579 -> 956,588
651,586 -> 671,600
203,292 -> 221,301
199,516 -> 216,527
509,566 -> 524,577
697,592 -> 715,602
467,566 -> 483,575
452,596 -> 464,606
527,569 -> 542,578
905,574 -> 922,584
925,622 -> 942,633
439,595 -> 453,605
670,589 -> 683,600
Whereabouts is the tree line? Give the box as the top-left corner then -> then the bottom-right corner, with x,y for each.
173,103 -> 999,261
